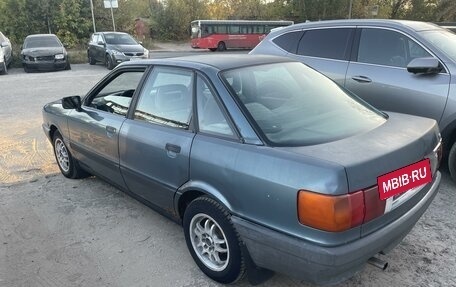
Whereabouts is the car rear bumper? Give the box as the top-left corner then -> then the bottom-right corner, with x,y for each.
232,171 -> 441,285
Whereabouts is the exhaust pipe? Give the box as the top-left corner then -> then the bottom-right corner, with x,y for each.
368,256 -> 388,270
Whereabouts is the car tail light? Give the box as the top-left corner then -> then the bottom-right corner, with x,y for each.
298,186 -> 385,232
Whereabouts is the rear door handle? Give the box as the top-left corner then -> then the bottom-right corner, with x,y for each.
165,143 -> 181,154
106,125 -> 117,136
351,75 -> 372,83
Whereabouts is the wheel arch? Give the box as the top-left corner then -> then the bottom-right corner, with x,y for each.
175,180 -> 234,220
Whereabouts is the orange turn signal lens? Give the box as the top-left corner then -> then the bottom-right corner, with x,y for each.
297,190 -> 365,232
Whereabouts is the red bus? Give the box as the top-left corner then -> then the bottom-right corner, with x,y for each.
190,20 -> 294,51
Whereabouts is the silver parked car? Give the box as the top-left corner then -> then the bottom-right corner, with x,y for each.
0,31 -> 13,75
251,19 -> 456,181
42,55 -> 441,285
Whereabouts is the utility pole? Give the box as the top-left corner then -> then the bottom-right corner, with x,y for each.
348,0 -> 353,19
89,0 -> 96,32
110,0 -> 116,31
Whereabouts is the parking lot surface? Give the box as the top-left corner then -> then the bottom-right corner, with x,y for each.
0,63 -> 455,287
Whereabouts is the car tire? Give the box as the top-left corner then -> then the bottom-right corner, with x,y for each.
53,131 -> 89,179
448,141 -> 456,182
0,61 -> 7,75
65,61 -> 71,70
183,196 -> 246,284
217,41 -> 226,51
209,48 -> 217,52
88,54 -> 96,65
105,54 -> 114,70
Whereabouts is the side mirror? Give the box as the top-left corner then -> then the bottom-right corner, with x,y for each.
0,41 -> 7,48
97,41 -> 105,46
138,41 -> 143,45
62,95 -> 82,111
407,57 -> 442,75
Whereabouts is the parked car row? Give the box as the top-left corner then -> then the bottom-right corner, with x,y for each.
0,31 -> 147,74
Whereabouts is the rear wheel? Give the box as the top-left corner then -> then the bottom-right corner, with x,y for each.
88,53 -> 96,65
23,65 -> 30,73
0,60 -> 7,75
448,141 -> 456,182
183,197 -> 246,284
217,41 -> 226,51
53,131 -> 89,179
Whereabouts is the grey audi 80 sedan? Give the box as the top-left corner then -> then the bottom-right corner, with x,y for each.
42,55 -> 441,285
251,19 -> 456,182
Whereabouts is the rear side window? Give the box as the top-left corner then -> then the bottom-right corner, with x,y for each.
297,28 -> 354,60
272,31 -> 304,53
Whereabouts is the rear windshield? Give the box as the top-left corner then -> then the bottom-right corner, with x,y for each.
104,33 -> 137,45
24,36 -> 61,48
221,62 -> 386,146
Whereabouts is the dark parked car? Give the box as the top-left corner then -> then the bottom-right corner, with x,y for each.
21,34 -> 70,72
87,32 -> 149,70
251,19 -> 456,181
0,31 -> 12,75
42,55 -> 441,285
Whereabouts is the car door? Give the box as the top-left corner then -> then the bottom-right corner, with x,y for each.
345,27 -> 450,121
280,27 -> 355,86
94,34 -> 105,62
119,66 -> 195,212
68,67 -> 146,189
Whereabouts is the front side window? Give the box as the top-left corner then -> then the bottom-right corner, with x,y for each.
297,28 -> 354,60
358,28 -> 431,68
86,71 -> 144,116
134,67 -> 193,129
221,62 -> 386,146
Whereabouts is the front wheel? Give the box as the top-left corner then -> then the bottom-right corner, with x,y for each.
105,54 -> 114,70
53,131 -> 89,179
183,197 -> 246,284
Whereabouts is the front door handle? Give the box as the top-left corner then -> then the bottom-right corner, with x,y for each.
351,75 -> 372,83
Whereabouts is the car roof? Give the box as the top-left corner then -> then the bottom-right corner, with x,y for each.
277,19 -> 442,32
25,34 -> 58,39
98,31 -> 129,35
122,54 -> 295,71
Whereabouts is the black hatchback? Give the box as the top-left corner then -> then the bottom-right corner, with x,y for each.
21,34 -> 70,73
87,32 -> 149,70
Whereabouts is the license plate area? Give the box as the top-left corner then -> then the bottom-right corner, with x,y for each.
378,159 -> 432,201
